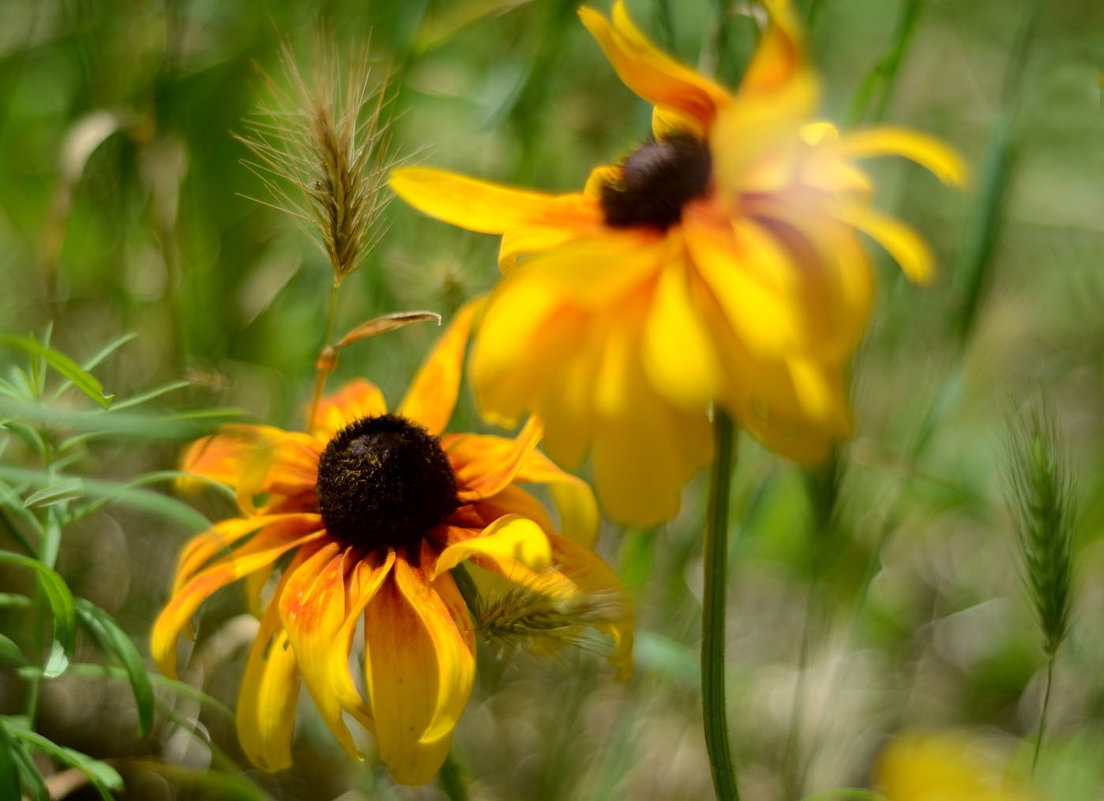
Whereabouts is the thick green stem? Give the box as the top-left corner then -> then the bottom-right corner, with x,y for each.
702,410 -> 740,801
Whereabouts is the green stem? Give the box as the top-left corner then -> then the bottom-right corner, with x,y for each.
307,278 -> 342,429
702,410 -> 740,801
781,578 -> 817,800
1031,655 -> 1055,775
438,749 -> 469,801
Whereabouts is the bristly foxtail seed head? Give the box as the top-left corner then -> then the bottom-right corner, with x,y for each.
1005,401 -> 1076,658
235,33 -> 397,280
477,583 -> 626,659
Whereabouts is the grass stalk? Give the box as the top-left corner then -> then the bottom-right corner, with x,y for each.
702,410 -> 740,801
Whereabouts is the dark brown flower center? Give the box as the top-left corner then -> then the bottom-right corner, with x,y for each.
599,133 -> 712,231
315,414 -> 458,551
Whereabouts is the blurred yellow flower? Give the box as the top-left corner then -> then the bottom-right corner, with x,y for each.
391,0 -> 963,525
152,305 -> 631,786
876,731 -> 1037,801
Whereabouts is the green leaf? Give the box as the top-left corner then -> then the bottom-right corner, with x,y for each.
76,600 -> 155,737
0,553 -> 75,677
23,478 -> 85,510
0,465 -> 211,531
9,727 -> 123,800
0,632 -> 26,667
0,335 -> 114,408
0,719 -> 23,801
129,760 -> 275,801
110,380 -> 191,410
0,396 -> 240,441
1,721 -> 47,801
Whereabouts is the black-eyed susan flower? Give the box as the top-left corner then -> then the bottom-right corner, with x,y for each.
151,305 -> 632,786
390,0 -> 964,526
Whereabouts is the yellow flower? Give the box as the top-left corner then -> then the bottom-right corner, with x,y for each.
151,304 -> 632,786
390,1 -> 963,526
876,731 -> 1037,801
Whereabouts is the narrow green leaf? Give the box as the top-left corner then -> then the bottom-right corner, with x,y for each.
0,593 -> 33,608
76,600 -> 155,736
49,333 -> 137,404
0,396 -> 240,441
23,479 -> 85,510
0,465 -> 210,531
1,722 -> 48,801
110,380 -> 191,410
0,721 -> 20,801
0,632 -> 26,666
10,727 -> 123,800
0,553 -> 75,677
0,335 -> 114,409
129,760 -> 275,801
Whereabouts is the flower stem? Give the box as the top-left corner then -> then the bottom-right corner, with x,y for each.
438,749 -> 469,801
702,409 -> 740,801
1031,654 -> 1055,775
307,278 -> 342,429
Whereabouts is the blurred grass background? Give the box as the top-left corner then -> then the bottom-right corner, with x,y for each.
1,0 -> 1103,799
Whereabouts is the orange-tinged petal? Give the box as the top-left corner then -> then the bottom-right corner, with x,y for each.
432,513 -> 552,581
172,514 -> 302,597
390,167 -> 599,234
579,2 -> 729,130
279,543 -> 380,758
151,515 -> 326,679
499,225 -> 588,272
642,243 -> 723,409
833,127 -> 967,187
513,448 -> 599,547
397,300 -> 480,435
445,417 -> 543,502
311,379 -> 388,441
828,200 -> 935,284
739,0 -> 807,99
182,426 -> 319,504
363,561 -> 475,786
236,556 -> 306,772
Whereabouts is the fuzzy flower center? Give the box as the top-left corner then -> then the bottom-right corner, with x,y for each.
315,414 -> 458,551
600,133 -> 712,231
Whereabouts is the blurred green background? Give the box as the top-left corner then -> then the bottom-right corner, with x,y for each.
1,0 -> 1103,798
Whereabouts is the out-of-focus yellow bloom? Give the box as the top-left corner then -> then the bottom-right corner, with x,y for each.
876,731 -> 1037,801
152,305 -> 631,786
391,0 -> 963,526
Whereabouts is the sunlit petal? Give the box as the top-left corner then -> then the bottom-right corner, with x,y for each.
310,379 -> 388,441
397,300 -> 480,435
579,1 -> 729,129
432,513 -> 552,580
363,561 -> 475,786
446,417 -> 543,502
390,167 -> 599,234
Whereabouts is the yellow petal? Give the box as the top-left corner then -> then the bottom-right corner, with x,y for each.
833,127 -> 967,187
739,0 -> 807,98
363,561 -> 475,786
310,380 -> 388,440
642,244 -> 722,409
591,300 -> 713,525
432,513 -> 552,580
683,208 -> 802,357
397,300 -> 480,435
390,167 -> 599,234
278,543 -> 378,758
151,515 -> 326,679
236,561 -> 304,772
513,447 -> 600,547
445,417 -> 543,502
181,426 -> 319,506
579,2 -> 729,130
829,200 -> 935,284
